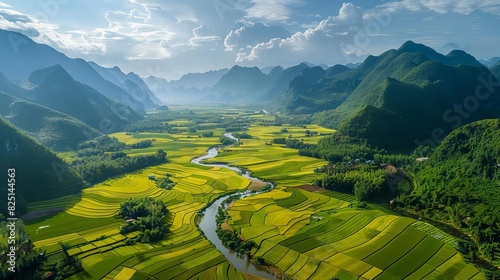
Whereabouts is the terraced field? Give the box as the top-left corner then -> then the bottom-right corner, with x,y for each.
205,124 -> 335,186
227,188 -> 483,279
23,110 -> 484,279
25,118 -> 251,279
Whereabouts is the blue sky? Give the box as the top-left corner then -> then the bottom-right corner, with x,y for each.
0,0 -> 499,80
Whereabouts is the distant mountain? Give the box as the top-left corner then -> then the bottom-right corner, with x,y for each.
0,91 -> 101,150
276,63 -> 357,113
88,62 -> 161,107
345,62 -> 361,69
480,57 -> 500,67
0,117 -> 85,214
210,63 -> 316,104
260,66 -> 283,74
211,65 -> 270,102
0,72 -> 25,99
0,29 -> 155,111
490,62 -> 500,80
144,68 -> 229,103
26,65 -> 142,132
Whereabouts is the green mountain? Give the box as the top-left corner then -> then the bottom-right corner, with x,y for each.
0,117 -> 85,214
0,91 -> 101,150
276,64 -> 349,113
278,41 -> 497,151
338,62 -> 499,151
406,119 -> 500,261
27,65 -> 143,132
280,41 -> 484,118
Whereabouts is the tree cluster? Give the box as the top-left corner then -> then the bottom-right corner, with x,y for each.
219,135 -> 237,146
233,132 -> 252,139
215,206 -> 257,257
119,197 -> 169,243
128,139 -> 153,149
73,150 -> 167,184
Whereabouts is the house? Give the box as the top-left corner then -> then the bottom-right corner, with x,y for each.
148,174 -> 155,180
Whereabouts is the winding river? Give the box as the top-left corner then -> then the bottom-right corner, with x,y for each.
192,133 -> 277,280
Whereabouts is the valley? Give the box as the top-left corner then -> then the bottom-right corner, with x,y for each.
10,108 -> 484,279
0,14 -> 499,279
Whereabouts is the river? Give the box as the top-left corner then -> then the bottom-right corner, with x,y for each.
192,133 -> 277,280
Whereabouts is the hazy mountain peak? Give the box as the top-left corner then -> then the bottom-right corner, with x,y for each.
397,40 -> 436,55
28,64 -> 73,86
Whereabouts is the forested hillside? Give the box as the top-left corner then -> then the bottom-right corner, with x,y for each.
0,118 -> 84,215
399,119 -> 500,264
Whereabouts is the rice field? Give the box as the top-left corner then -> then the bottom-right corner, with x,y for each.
229,187 -> 483,279
25,118 -> 251,279
23,110 -> 484,279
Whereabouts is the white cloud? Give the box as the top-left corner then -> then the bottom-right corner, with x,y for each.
236,3 -> 365,65
0,2 -> 11,8
0,8 -> 105,55
245,0 -> 303,21
224,23 -> 291,51
372,0 -> 500,16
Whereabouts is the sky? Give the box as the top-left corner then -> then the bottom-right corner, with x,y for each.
0,0 -> 499,80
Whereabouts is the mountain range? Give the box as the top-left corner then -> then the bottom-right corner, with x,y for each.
0,30 -> 160,112
1,27 -> 499,154
0,29 -> 166,150
141,40 -> 500,152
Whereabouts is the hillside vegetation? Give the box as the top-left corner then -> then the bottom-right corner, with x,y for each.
0,117 -> 84,215
399,119 -> 500,265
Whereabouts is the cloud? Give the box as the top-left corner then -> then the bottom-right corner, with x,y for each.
224,23 -> 291,51
371,0 -> 500,16
236,3 -> 365,65
0,7 -> 105,55
245,0 -> 303,21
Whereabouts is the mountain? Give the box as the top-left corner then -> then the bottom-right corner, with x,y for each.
25,65 -> 143,132
266,40 -> 495,151
0,72 -> 25,99
336,61 -> 498,151
480,57 -> 500,67
144,69 -> 229,103
208,64 -> 316,104
88,62 -> 161,107
0,117 -> 85,214
260,66 -> 282,74
0,91 -> 102,150
258,63 -> 312,102
276,63 -> 354,113
490,62 -> 500,80
210,65 -> 271,102
300,41 -> 484,118
0,29 -> 155,111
